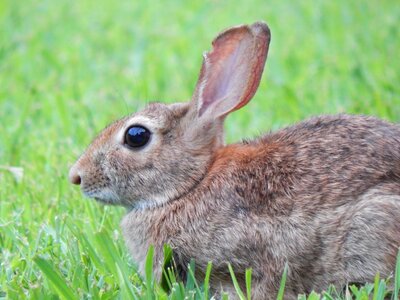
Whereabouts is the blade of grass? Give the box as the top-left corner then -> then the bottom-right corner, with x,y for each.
34,256 -> 78,300
161,267 -> 172,292
276,263 -> 288,300
228,264 -> 246,300
245,268 -> 252,300
307,291 -> 321,300
344,284 -> 352,300
203,262 -> 212,300
145,245 -> 155,300
160,244 -> 173,292
187,259 -> 202,296
185,259 -> 195,291
167,266 -> 177,285
394,250 -> 400,300
322,292 -> 334,300
373,272 -> 386,300
349,285 -> 359,298
373,272 -> 380,300
376,281 -> 386,300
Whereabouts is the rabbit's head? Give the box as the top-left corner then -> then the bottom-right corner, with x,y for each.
69,22 -> 271,208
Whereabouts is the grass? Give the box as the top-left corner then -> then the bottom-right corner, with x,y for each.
0,0 -> 399,299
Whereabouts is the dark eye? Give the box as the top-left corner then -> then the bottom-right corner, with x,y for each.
124,126 -> 151,148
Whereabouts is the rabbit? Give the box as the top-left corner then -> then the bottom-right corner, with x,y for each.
69,21 -> 400,299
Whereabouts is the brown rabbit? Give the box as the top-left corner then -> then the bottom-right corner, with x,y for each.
69,22 -> 400,299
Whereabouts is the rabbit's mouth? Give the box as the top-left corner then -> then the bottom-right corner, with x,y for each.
82,186 -> 120,204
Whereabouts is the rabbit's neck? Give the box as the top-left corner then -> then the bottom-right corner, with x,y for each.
120,143 -> 259,276
121,185 -> 212,278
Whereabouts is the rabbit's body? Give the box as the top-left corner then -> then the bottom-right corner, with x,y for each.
121,114 -> 400,298
70,22 -> 400,299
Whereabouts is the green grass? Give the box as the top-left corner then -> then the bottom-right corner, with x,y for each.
1,0 -> 400,299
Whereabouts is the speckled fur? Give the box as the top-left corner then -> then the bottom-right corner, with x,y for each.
69,22 -> 400,299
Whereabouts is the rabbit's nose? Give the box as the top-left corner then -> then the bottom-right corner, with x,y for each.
69,167 -> 81,185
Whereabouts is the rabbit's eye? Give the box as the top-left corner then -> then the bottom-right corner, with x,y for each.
124,126 -> 151,148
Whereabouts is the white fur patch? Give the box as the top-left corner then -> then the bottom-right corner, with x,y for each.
115,115 -> 162,145
131,194 -> 172,211
84,187 -> 120,204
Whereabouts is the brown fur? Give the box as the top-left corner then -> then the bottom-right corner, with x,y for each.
69,22 -> 400,299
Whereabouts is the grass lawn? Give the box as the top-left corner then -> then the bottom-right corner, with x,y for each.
1,0 -> 399,299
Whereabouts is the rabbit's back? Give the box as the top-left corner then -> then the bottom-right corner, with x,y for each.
258,114 -> 400,205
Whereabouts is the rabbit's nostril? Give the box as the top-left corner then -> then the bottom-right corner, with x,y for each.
70,173 -> 81,185
69,167 -> 82,185
71,174 -> 81,185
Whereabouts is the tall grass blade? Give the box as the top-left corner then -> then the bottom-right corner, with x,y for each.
185,259 -> 195,290
376,281 -> 386,300
203,262 -> 212,300
245,268 -> 252,300
276,263 -> 288,300
394,250 -> 400,300
161,267 -> 172,292
167,267 -> 177,285
322,291 -> 334,300
160,244 -> 173,292
34,256 -> 78,300
187,259 -> 202,297
372,272 -> 386,300
145,245 -> 155,300
373,272 -> 380,300
162,244 -> 173,268
307,291 -> 321,300
228,264 -> 246,300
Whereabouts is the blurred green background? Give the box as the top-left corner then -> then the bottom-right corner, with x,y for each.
0,0 -> 399,298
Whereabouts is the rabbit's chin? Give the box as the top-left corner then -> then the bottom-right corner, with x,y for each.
83,187 -> 120,205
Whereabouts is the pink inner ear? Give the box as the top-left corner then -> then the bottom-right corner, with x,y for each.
198,35 -> 249,117
212,45 -> 242,100
195,22 -> 270,119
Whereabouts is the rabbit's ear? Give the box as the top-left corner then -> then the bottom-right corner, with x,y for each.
192,22 -> 271,119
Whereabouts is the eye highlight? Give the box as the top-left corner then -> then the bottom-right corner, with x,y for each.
124,126 -> 151,148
